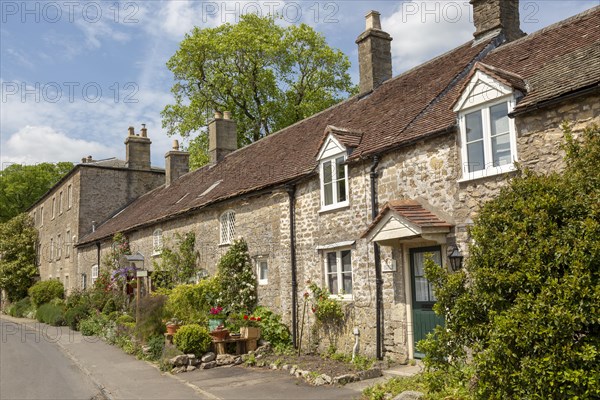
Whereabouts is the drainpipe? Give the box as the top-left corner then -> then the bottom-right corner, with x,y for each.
370,155 -> 383,360
96,242 -> 101,269
287,185 -> 298,348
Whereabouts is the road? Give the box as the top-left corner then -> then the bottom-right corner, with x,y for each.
0,318 -> 102,400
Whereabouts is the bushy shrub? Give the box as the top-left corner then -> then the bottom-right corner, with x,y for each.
135,295 -> 166,342
79,312 -> 110,336
116,314 -> 135,325
36,303 -> 65,326
8,297 -> 35,318
173,324 -> 212,355
253,306 -> 292,351
164,279 -> 219,325
28,280 -> 64,307
64,304 -> 90,330
215,239 -> 257,314
421,124 -> 600,399
145,335 -> 166,361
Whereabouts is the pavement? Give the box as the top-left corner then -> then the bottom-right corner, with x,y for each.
0,315 -> 421,400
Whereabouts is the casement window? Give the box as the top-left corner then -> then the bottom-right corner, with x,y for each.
59,191 -> 63,214
257,258 -> 268,285
52,197 -> 56,219
454,70 -> 518,181
220,211 -> 236,245
67,184 -> 73,209
40,206 -> 44,226
50,238 -> 54,261
324,249 -> 353,298
56,234 -> 62,260
81,273 -> 87,290
65,230 -> 71,258
320,155 -> 349,211
153,229 -> 163,254
91,265 -> 99,286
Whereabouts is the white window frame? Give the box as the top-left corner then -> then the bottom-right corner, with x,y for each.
319,154 -> 349,212
67,184 -> 73,209
40,206 -> 44,226
91,265 -> 99,286
153,229 -> 163,255
323,248 -> 353,300
56,234 -> 62,260
65,230 -> 71,258
51,197 -> 56,219
257,257 -> 268,285
81,273 -> 87,290
220,210 -> 236,245
59,191 -> 63,214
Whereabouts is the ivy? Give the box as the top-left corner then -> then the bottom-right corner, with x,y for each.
152,232 -> 199,289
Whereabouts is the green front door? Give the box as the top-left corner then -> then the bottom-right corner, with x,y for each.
410,246 -> 445,358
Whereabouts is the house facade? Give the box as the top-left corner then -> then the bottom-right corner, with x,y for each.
34,0 -> 598,361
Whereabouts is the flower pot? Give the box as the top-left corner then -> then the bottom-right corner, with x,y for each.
208,318 -> 224,332
166,324 -> 180,335
240,326 -> 261,340
210,328 -> 229,341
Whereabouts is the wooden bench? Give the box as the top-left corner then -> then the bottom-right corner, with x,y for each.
212,337 -> 258,355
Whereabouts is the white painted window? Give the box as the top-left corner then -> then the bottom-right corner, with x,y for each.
81,273 -> 87,290
257,258 -> 268,285
324,249 -> 353,298
67,184 -> 73,209
52,197 -> 56,219
59,191 -> 63,214
65,230 -> 71,258
454,70 -> 518,182
320,156 -> 348,210
220,211 -> 235,245
153,229 -> 163,254
56,234 -> 62,259
91,265 -> 99,286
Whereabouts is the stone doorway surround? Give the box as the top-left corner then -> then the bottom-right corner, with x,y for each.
362,199 -> 452,359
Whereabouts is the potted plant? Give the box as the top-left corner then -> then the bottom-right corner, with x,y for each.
240,314 -> 261,340
208,306 -> 225,332
166,317 -> 182,335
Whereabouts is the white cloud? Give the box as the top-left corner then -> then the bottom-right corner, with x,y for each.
383,1 -> 474,73
2,126 -> 115,165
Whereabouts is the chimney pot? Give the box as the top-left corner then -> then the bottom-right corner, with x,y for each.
141,124 -> 148,138
128,126 -> 135,136
165,141 -> 189,187
172,140 -> 179,151
214,111 -> 223,120
223,111 -> 232,120
87,155 -> 93,162
365,10 -> 381,30
81,157 -> 87,163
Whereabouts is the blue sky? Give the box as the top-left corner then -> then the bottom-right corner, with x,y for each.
1,0 -> 597,168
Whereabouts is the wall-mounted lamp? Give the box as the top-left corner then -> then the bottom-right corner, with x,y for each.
447,246 -> 464,272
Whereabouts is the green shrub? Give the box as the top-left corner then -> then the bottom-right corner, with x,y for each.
253,306 -> 292,351
79,313 -> 109,336
159,346 -> 184,372
164,279 -> 219,325
9,297 -> 35,318
215,239 -> 257,314
28,280 -> 64,307
420,123 -> 600,399
173,324 -> 212,355
145,335 -> 166,361
64,304 -> 90,330
36,303 -> 65,326
116,314 -> 135,325
135,295 -> 166,342
362,375 -> 428,400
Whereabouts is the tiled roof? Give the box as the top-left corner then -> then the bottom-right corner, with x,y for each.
326,126 -> 363,149
78,6 -> 599,245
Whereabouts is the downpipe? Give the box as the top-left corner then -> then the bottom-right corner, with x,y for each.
370,156 -> 384,360
287,185 -> 298,348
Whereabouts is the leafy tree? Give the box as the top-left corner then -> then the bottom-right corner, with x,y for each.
420,123 -> 600,399
0,162 -> 73,222
215,238 -> 257,314
0,214 -> 38,302
162,13 -> 355,168
152,232 -> 199,289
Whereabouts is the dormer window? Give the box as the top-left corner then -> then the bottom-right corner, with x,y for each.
454,67 -> 519,181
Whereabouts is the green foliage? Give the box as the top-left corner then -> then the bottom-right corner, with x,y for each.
116,314 -> 135,325
145,335 -> 166,361
307,282 -> 344,323
362,375 -> 428,400
253,306 -> 292,351
0,161 -> 73,222
64,304 -> 90,330
159,346 -> 184,371
0,214 -> 38,302
162,13 -> 354,169
135,295 -> 166,342
152,232 -> 199,289
6,297 -> 35,318
36,303 -> 65,326
215,239 -> 257,314
164,278 -> 219,325
28,280 -> 64,307
79,312 -> 111,336
173,324 -> 212,355
421,123 -> 600,399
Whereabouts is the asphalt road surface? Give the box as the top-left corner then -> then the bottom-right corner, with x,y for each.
0,318 -> 103,400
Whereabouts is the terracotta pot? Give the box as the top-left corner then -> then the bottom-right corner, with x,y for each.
210,328 -> 229,341
166,324 -> 180,335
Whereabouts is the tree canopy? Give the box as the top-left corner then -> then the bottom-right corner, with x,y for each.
421,123 -> 600,399
0,162 -> 74,222
161,13 -> 355,169
0,214 -> 38,302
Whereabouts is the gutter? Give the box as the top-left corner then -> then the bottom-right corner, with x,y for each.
509,84 -> 599,118
370,155 -> 383,360
286,185 -> 298,348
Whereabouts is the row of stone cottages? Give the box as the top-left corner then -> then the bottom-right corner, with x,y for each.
28,2 -> 600,360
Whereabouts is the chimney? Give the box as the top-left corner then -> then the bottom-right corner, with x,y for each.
125,125 -> 152,170
165,140 -> 190,187
471,0 -> 525,42
208,111 -> 237,164
355,10 -> 393,95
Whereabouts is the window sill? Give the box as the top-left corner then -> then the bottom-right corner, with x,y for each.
457,164 -> 517,183
152,251 -> 162,257
258,280 -> 268,286
319,202 -> 350,214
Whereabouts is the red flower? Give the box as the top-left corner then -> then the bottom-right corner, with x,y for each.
250,317 -> 256,321
256,317 -> 261,321
243,315 -> 249,320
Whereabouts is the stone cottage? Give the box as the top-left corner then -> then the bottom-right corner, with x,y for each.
37,1 -> 599,361
28,126 -> 165,293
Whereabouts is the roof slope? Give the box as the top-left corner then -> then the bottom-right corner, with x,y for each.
79,6 -> 600,245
